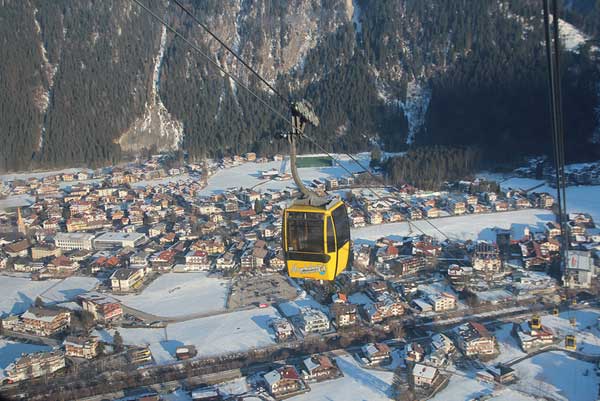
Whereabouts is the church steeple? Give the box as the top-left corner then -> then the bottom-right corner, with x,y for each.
17,207 -> 26,235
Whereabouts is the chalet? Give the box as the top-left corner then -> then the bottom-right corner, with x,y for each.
64,336 -> 99,359
324,178 -> 338,191
409,207 -> 423,220
300,307 -> 330,334
448,200 -> 466,215
456,322 -> 496,357
215,252 -> 236,270
412,363 -> 439,387
530,192 -> 555,208
270,318 -> 294,341
367,211 -> 383,225
263,365 -> 303,397
511,195 -> 531,209
365,297 -> 404,323
464,194 -> 479,206
79,292 -> 123,322
110,268 -> 144,292
349,211 -> 366,227
493,200 -> 509,212
4,239 -> 30,257
330,303 -> 358,328
47,255 -> 79,275
302,354 -> 339,382
361,342 -> 391,365
376,245 -> 399,263
516,320 -> 555,351
405,342 -> 425,362
412,241 -> 441,257
422,206 -> 441,218
2,307 -> 71,337
268,252 -> 286,271
185,250 -> 211,271
5,351 -> 66,382
472,242 -> 502,273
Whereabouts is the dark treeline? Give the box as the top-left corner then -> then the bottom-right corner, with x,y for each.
0,0 -> 598,171
384,147 -> 482,190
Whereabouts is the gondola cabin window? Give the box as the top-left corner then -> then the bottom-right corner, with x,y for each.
286,212 -> 324,253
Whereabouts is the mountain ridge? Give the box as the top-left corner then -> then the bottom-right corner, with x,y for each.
0,0 -> 599,172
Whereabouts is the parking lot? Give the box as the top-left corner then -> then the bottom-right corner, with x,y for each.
228,273 -> 299,309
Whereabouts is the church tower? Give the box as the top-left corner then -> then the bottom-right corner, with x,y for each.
17,207 -> 26,235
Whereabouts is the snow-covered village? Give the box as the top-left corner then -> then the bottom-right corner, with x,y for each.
0,153 -> 598,401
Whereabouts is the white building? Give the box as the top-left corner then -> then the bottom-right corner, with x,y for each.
54,232 -> 95,251
94,232 -> 147,250
427,292 -> 457,312
412,363 -> 439,387
300,307 -> 330,334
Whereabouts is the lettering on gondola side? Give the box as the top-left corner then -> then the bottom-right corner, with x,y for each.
291,264 -> 327,275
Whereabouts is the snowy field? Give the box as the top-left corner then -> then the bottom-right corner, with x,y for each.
0,275 -> 98,317
117,307 -> 280,363
198,153 -> 371,196
0,167 -> 92,183
289,354 -> 394,401
512,351 -> 599,401
116,272 -> 229,318
479,173 -> 600,223
430,373 -> 538,401
0,339 -> 52,380
351,209 -> 554,242
541,309 -> 600,355
39,276 -> 99,304
486,323 -> 527,366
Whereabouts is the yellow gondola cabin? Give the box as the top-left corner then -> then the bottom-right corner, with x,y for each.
284,199 -> 350,281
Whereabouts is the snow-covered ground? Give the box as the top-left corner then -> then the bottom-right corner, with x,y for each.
198,154 -> 370,196
430,373 -> 538,401
512,351 -> 599,401
559,18 -> 588,53
479,174 -> 600,223
487,323 -> 527,366
0,339 -> 52,380
352,209 -> 554,242
541,309 -> 600,356
38,276 -> 99,304
289,353 -> 394,401
0,275 -> 98,317
117,307 -> 280,363
115,272 -> 228,318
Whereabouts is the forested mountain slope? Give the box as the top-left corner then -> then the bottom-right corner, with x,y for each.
0,0 -> 599,171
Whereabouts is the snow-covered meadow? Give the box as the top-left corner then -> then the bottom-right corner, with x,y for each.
115,272 -> 229,318
352,208 -> 554,242
513,351 -> 598,401
480,174 -> 600,223
0,275 -> 98,317
116,307 -> 281,363
289,354 -> 394,401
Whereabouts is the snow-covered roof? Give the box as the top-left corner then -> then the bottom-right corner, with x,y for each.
413,363 -> 437,379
